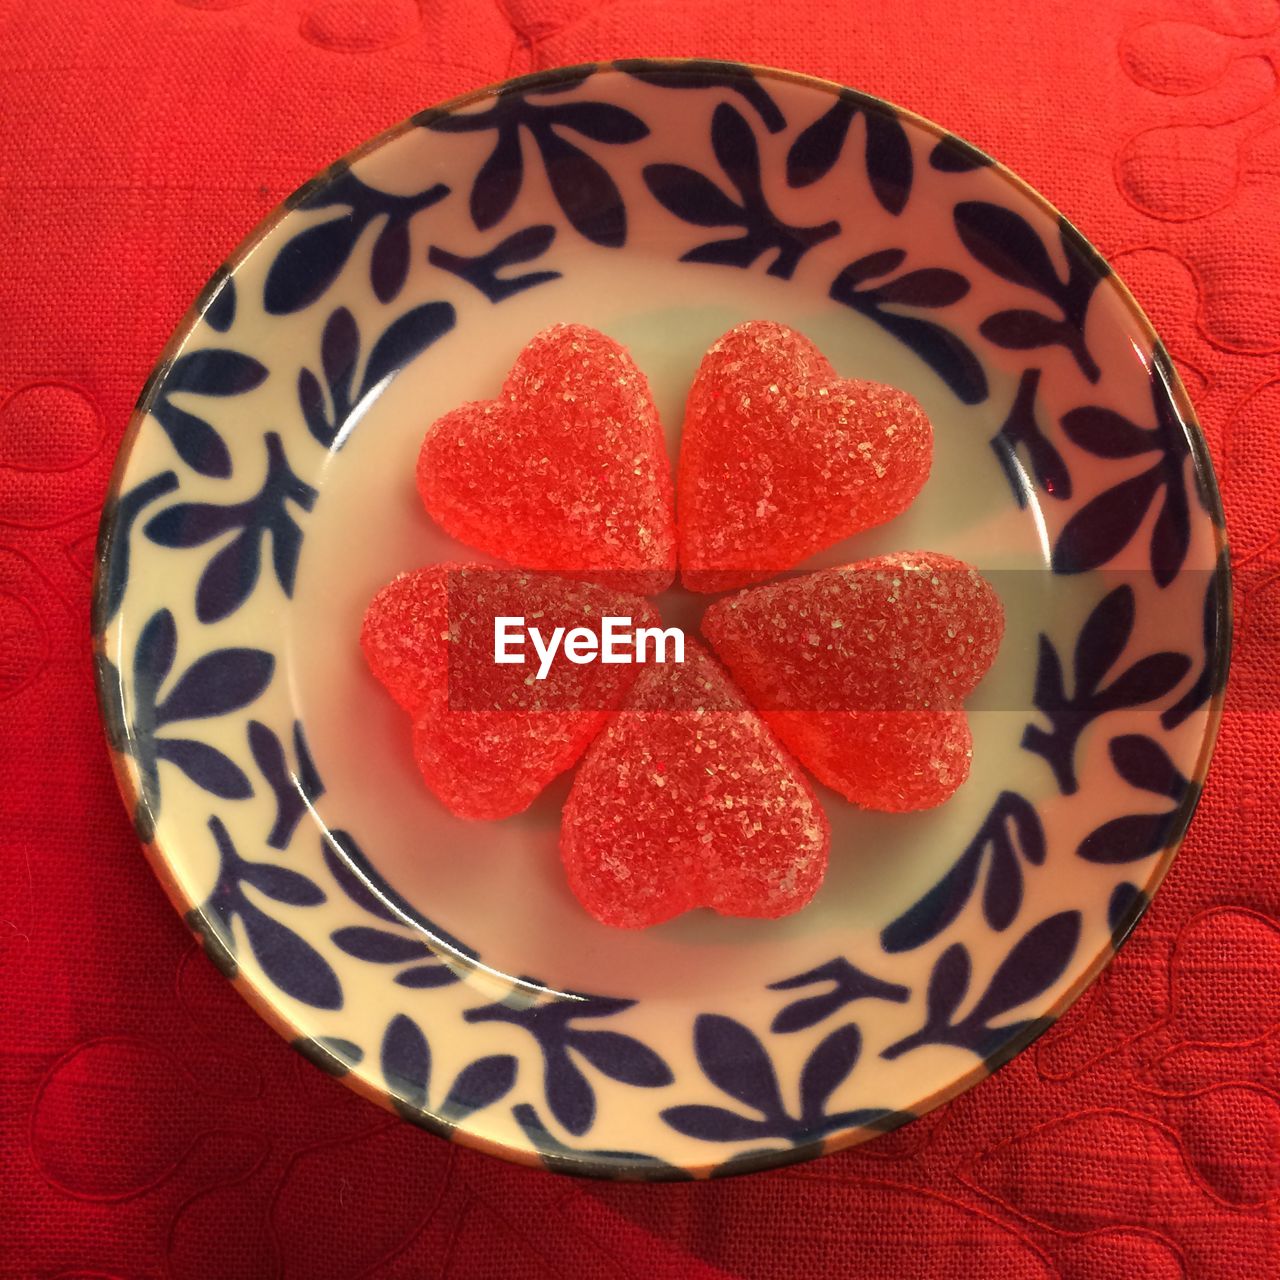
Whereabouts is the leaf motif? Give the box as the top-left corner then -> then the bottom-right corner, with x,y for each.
144,501 -> 242,548
786,98 -> 856,188
321,306 -> 359,407
860,308 -> 989,406
616,59 -> 786,133
96,472 -> 180,629
264,214 -> 363,314
693,1014 -> 785,1118
154,648 -> 274,726
240,903 -> 342,1010
332,925 -> 428,963
871,268 -> 969,308
370,217 -> 410,304
798,1024 -> 861,1121
381,1013 -> 430,1111
980,309 -> 1069,351
863,108 -> 913,215
1061,406 -> 1155,459
204,275 -> 236,332
238,860 -> 326,906
166,349 -> 269,397
545,1049 -> 596,1136
680,236 -> 763,269
1074,585 -> 1135,694
1150,482 -> 1190,588
836,249 -> 906,286
441,1055 -> 518,1119
1077,813 -> 1173,863
569,1030 -> 673,1087
194,532 -> 260,625
271,517 -> 303,597
710,103 -> 765,206
983,835 -> 1022,931
925,943 -> 971,1026
358,302 -> 456,400
320,830 -> 403,924
881,841 -> 983,953
1053,467 -> 1163,575
545,101 -> 649,143
659,1104 -> 770,1142
1102,652 -> 1191,708
133,609 -> 178,704
153,737 -> 252,799
954,201 -> 1063,297
1109,734 -> 1187,799
929,137 -> 992,171
395,963 -> 459,988
536,128 -> 627,248
643,163 -> 745,227
151,401 -> 232,478
297,367 -> 331,445
970,910 -> 1081,1026
470,125 -> 524,231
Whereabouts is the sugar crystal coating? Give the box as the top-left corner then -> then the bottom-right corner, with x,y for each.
679,320 -> 933,593
362,564 -> 656,819
418,324 -> 676,595
560,640 -> 830,928
701,552 -> 1003,811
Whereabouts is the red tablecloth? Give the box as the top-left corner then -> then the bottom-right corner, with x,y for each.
4,1 -> 1278,1275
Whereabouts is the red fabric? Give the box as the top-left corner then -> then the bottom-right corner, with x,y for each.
2,0 -> 1277,1275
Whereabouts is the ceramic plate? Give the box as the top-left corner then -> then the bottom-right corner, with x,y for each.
93,60 -> 1229,1179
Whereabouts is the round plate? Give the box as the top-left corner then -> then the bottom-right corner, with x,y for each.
94,60 -> 1229,1179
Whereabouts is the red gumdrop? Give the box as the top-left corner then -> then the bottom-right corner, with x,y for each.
418,324 -> 677,595
678,320 -> 933,593
560,640 -> 830,928
361,564 -> 657,820
701,552 -> 1003,811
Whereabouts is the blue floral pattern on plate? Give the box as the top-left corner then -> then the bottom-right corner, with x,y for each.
93,60 -> 1229,1180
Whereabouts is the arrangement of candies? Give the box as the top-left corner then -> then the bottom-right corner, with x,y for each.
361,322 -> 1004,927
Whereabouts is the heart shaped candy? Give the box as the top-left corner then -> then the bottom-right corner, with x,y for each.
702,552 -> 1003,811
678,321 -> 933,592
560,640 -> 829,927
418,324 -> 677,595
362,564 -> 656,819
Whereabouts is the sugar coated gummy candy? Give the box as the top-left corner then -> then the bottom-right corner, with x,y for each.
702,552 -> 1003,811
560,639 -> 830,928
417,324 -> 677,596
678,320 -> 933,593
361,564 -> 657,820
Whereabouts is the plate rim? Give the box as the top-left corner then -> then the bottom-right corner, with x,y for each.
91,56 -> 1233,1180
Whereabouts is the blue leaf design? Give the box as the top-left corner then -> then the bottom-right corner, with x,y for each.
441,1055 -> 518,1121
332,925 -> 431,963
359,301 -> 456,399
428,224 -> 561,303
153,737 -> 252,799
644,104 -> 839,280
830,252 -> 987,405
238,860 -> 326,906
204,273 -> 236,333
955,201 -> 1102,381
798,1023 -> 861,1123
264,173 -> 449,314
1023,586 -> 1191,794
381,1013 -> 430,1114
990,369 -> 1071,507
569,1030 -> 673,1087
882,791 -> 1045,951
768,957 -> 909,1033
659,1103 -> 770,1143
693,1014 -> 785,1118
616,59 -> 785,133
248,719 -> 324,850
94,470 -> 179,630
154,648 -> 275,724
